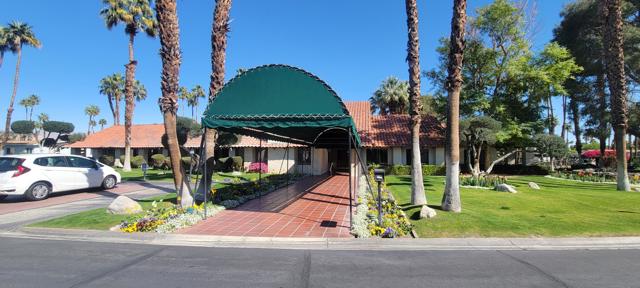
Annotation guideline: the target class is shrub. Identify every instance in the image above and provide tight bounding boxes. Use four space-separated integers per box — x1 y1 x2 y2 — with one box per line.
230 156 243 171
119 155 125 165
163 158 171 170
490 164 550 175
385 164 446 176
42 121 74 134
151 154 166 169
98 155 115 166
422 164 446 176
460 175 508 187
214 157 230 171
248 162 268 173
131 155 145 168
181 156 194 170
11 120 35 134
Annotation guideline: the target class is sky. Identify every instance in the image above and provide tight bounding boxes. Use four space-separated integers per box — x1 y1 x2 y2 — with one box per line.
0 0 573 134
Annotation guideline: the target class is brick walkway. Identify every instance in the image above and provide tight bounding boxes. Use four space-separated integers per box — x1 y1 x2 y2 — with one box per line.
180 175 353 238
0 182 159 215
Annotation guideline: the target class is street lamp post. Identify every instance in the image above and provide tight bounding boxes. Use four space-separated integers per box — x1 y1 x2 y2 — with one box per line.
373 168 385 226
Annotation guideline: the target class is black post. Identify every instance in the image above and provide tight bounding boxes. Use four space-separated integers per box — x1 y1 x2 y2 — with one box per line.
286 142 290 185
377 181 382 225
259 137 262 197
203 129 207 219
348 129 353 229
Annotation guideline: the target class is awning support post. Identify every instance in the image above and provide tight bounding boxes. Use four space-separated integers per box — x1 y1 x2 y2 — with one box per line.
259 136 263 198
203 128 208 219
348 129 353 230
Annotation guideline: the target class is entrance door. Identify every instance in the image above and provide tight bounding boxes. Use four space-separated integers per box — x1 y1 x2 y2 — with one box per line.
328 149 349 173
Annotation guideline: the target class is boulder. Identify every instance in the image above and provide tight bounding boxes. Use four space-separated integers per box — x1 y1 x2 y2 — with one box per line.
495 184 518 193
419 205 437 219
107 196 143 215
528 182 541 190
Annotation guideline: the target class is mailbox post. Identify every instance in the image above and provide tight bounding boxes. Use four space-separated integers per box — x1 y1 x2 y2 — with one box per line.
373 169 385 226
141 163 149 181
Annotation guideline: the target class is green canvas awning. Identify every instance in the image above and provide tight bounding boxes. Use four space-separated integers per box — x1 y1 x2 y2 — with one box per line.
202 65 361 148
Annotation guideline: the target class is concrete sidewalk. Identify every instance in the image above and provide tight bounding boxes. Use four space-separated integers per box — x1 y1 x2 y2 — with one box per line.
5 227 640 251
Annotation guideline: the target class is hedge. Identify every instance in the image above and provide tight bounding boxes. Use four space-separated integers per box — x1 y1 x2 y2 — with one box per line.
151 154 166 169
98 155 115 166
375 164 446 176
489 164 550 175
118 155 146 169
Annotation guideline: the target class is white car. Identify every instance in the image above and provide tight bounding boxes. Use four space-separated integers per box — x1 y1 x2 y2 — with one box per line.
0 154 121 201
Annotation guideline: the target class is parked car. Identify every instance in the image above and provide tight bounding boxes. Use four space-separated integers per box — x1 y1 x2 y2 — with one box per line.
0 154 121 201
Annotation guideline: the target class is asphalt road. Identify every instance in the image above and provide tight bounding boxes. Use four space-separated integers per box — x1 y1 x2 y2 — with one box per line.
1 237 639 288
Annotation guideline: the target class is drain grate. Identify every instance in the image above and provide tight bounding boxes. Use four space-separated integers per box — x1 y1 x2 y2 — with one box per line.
320 220 337 228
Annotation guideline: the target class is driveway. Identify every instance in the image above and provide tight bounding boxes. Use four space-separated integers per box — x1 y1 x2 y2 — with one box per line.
0 181 173 230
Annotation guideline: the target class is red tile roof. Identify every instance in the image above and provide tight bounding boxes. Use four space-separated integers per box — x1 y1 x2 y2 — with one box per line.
68 101 444 149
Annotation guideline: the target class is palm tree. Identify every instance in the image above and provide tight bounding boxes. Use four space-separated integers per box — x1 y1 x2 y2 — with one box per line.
189 85 205 121
133 80 147 102
602 0 631 191
442 0 467 213
100 0 157 172
99 73 124 126
26 94 39 121
1 21 41 150
84 105 100 134
200 0 233 196
19 97 32 120
0 26 11 70
34 112 48 146
155 0 193 208
99 118 107 130
369 77 409 115
405 0 426 206
178 86 189 116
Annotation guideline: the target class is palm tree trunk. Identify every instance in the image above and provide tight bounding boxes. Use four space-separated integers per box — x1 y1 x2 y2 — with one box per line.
442 0 466 213
561 95 567 141
115 93 121 126
597 73 608 168
108 95 116 125
156 0 193 207
1 47 22 150
570 96 582 154
199 0 232 197
548 94 555 135
405 0 426 206
123 33 137 172
602 0 631 191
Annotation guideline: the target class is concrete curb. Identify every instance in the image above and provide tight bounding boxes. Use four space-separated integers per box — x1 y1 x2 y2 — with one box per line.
5 227 640 251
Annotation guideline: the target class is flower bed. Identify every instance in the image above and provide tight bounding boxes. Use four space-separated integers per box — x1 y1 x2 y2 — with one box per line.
119 200 225 233
553 170 640 185
460 175 509 188
215 173 303 208
351 174 413 238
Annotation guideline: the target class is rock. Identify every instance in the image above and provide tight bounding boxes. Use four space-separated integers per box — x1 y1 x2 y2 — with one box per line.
528 182 541 190
107 196 143 215
113 158 124 168
495 184 518 193
419 205 437 219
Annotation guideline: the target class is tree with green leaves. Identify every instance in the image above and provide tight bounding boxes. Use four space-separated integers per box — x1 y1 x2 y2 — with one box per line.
0 25 11 70
442 0 468 213
1 21 41 151
369 77 409 115
100 0 157 172
460 116 502 177
188 85 205 121
99 119 107 130
99 73 124 126
84 105 100 134
18 94 39 121
533 133 568 172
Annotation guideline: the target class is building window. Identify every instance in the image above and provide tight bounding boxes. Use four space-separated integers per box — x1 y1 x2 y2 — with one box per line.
406 149 429 165
254 148 268 163
25 148 33 154
366 149 388 165
296 147 311 165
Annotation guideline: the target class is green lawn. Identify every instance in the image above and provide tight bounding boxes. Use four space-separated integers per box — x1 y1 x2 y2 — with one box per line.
29 194 177 230
117 168 267 187
387 175 640 238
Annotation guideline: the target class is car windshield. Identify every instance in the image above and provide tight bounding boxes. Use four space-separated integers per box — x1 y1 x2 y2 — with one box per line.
0 157 22 172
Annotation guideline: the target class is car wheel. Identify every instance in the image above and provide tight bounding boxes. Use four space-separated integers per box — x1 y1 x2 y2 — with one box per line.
102 175 117 190
26 182 51 201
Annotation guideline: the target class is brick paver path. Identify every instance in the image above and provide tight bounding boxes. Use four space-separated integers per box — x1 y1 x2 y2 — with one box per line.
0 182 156 215
180 175 353 238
